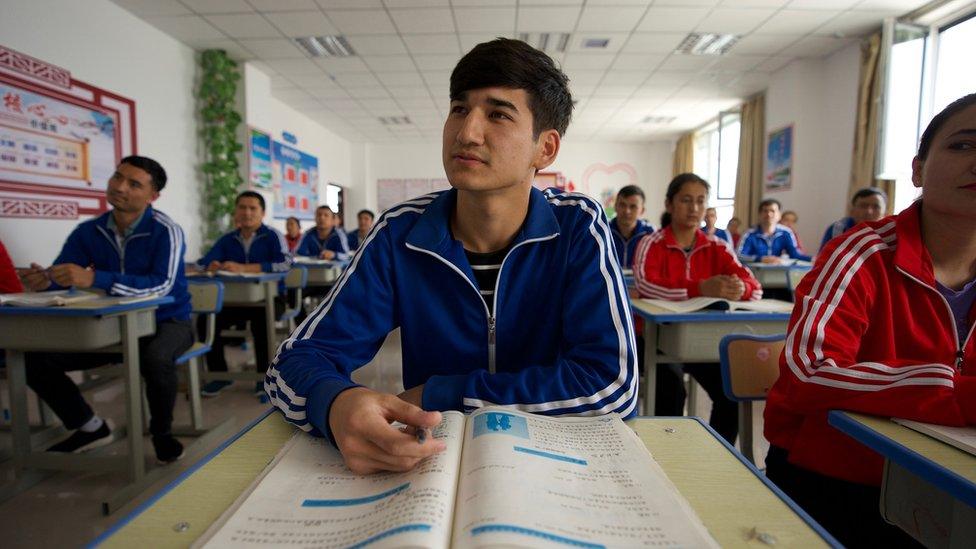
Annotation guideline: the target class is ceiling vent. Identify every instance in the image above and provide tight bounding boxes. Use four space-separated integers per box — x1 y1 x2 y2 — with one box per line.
294 36 356 58
379 116 412 125
641 115 677 125
581 38 611 49
675 33 739 56
518 33 570 53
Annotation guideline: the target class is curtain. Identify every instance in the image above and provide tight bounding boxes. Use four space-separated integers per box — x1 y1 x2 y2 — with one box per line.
672 132 694 177
849 33 896 214
733 93 765 227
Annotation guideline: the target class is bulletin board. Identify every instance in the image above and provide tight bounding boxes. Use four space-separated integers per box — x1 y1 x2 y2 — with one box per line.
765 125 793 192
272 139 318 220
248 127 272 189
0 45 136 219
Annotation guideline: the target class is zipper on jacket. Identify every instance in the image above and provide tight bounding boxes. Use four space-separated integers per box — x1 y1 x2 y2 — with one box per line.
897 267 971 371
488 315 496 374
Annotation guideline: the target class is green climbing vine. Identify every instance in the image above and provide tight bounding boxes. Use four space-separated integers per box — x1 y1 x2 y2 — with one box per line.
199 49 244 246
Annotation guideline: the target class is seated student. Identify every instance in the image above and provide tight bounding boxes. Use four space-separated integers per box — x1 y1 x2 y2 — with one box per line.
763 94 976 547
726 216 743 247
266 38 636 474
0 238 23 294
196 191 292 397
284 216 302 253
19 156 192 462
820 187 887 251
633 173 761 443
736 199 811 264
296 206 351 261
779 210 806 253
609 185 655 269
703 207 732 246
346 209 375 251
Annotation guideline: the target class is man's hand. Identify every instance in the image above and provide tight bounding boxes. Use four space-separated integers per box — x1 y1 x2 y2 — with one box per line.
329 387 445 475
761 255 783 264
48 264 95 288
19 263 51 291
699 275 746 301
320 250 336 260
205 260 222 272
398 384 424 407
219 261 245 273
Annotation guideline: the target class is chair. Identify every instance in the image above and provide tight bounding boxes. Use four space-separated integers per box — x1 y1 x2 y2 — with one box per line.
718 333 786 465
174 279 224 432
787 268 809 301
280 265 308 335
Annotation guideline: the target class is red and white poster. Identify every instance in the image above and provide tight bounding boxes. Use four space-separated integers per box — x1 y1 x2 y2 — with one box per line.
0 45 136 219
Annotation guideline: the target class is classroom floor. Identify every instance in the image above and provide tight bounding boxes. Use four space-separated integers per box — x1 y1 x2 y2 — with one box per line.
0 332 767 547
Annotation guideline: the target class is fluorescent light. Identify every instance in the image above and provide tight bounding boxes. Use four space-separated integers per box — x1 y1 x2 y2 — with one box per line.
378 116 412 126
294 36 356 58
675 33 739 56
518 33 570 53
641 115 676 125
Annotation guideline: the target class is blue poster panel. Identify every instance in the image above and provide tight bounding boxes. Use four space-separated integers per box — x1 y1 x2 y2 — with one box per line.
272 140 318 220
765 125 793 192
248 128 272 189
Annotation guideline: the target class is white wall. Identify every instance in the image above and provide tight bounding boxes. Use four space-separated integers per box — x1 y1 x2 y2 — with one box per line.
0 0 201 264
243 64 359 232
365 139 673 223
763 43 861 252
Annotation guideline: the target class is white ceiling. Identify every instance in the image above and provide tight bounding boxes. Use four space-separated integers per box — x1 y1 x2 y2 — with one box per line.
111 0 930 144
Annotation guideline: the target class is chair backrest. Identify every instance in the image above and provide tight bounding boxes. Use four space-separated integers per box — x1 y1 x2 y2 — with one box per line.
285 265 308 289
719 333 786 402
187 279 224 314
787 268 809 297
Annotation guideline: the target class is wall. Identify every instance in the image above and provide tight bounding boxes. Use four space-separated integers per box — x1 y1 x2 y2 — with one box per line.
0 0 201 264
763 43 861 252
243 64 359 233
366 139 673 223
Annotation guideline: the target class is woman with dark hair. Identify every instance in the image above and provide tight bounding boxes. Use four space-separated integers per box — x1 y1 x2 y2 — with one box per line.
632 173 762 443
284 216 302 253
764 93 976 547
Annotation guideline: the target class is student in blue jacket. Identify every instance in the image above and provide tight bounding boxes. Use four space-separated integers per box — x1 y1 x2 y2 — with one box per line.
267 38 638 475
19 156 192 463
609 185 654 269
820 187 887 251
196 191 292 396
346 209 375 251
296 205 351 260
737 198 812 263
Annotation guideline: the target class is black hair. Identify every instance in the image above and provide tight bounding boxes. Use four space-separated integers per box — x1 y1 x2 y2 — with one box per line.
918 93 976 161
286 216 300 227
450 38 573 137
660 173 710 227
758 198 781 212
119 155 167 192
616 185 645 202
851 187 887 205
316 205 334 214
236 190 265 211
357 209 375 220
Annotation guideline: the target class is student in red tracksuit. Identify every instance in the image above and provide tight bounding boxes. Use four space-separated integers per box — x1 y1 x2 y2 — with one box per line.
633 173 762 443
764 93 976 547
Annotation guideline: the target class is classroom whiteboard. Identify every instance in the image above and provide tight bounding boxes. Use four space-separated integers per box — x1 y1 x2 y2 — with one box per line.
377 177 450 213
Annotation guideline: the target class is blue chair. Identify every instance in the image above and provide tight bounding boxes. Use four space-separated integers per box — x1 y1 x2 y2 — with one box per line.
719 333 786 465
176 279 224 432
280 265 308 335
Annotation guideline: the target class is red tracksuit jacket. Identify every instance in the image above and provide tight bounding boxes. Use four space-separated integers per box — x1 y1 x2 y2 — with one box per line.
632 226 762 301
764 201 976 485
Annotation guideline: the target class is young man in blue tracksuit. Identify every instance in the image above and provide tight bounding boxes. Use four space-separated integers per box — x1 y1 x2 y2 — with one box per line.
266 38 637 475
346 209 375 251
737 198 812 263
609 185 654 269
20 156 192 463
820 187 887 251
196 191 292 396
295 205 351 260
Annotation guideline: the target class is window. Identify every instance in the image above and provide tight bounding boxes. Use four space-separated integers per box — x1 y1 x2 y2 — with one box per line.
693 111 740 228
933 14 976 113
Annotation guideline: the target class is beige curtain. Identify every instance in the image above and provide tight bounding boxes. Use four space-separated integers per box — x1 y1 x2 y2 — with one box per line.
733 93 765 227
849 33 896 214
672 132 695 177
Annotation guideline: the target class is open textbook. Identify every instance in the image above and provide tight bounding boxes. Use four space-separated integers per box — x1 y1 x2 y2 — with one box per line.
641 296 794 314
197 407 719 548
0 290 100 307
893 418 976 457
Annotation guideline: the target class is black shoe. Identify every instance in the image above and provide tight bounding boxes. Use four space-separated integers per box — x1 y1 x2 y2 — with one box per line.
152 434 185 464
48 420 113 453
254 381 265 396
201 380 233 397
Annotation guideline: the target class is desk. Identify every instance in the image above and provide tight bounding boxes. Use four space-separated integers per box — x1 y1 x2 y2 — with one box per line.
747 262 812 290
0 296 172 513
293 258 347 288
829 411 976 546
94 411 839 548
205 272 286 383
631 298 790 415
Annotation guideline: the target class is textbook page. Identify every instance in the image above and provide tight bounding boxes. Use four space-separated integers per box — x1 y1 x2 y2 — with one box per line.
0 290 99 307
200 411 466 548
641 296 727 313
893 418 976 457
450 408 719 548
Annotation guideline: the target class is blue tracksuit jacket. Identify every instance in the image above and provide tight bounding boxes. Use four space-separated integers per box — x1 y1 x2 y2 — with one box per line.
50 206 190 322
197 224 292 273
737 224 812 262
609 218 655 269
266 187 638 440
295 227 351 260
821 216 855 251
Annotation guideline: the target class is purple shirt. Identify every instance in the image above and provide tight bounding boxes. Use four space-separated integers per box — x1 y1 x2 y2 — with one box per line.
937 277 976 346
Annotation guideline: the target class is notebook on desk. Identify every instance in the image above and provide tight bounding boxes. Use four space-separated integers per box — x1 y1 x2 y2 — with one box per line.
0 290 100 307
892 418 976 457
195 407 718 548
641 297 794 314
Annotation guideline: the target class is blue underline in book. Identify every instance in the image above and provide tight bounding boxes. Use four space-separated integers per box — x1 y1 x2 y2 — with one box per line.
513 446 587 465
301 482 409 507
471 524 605 549
347 523 432 549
